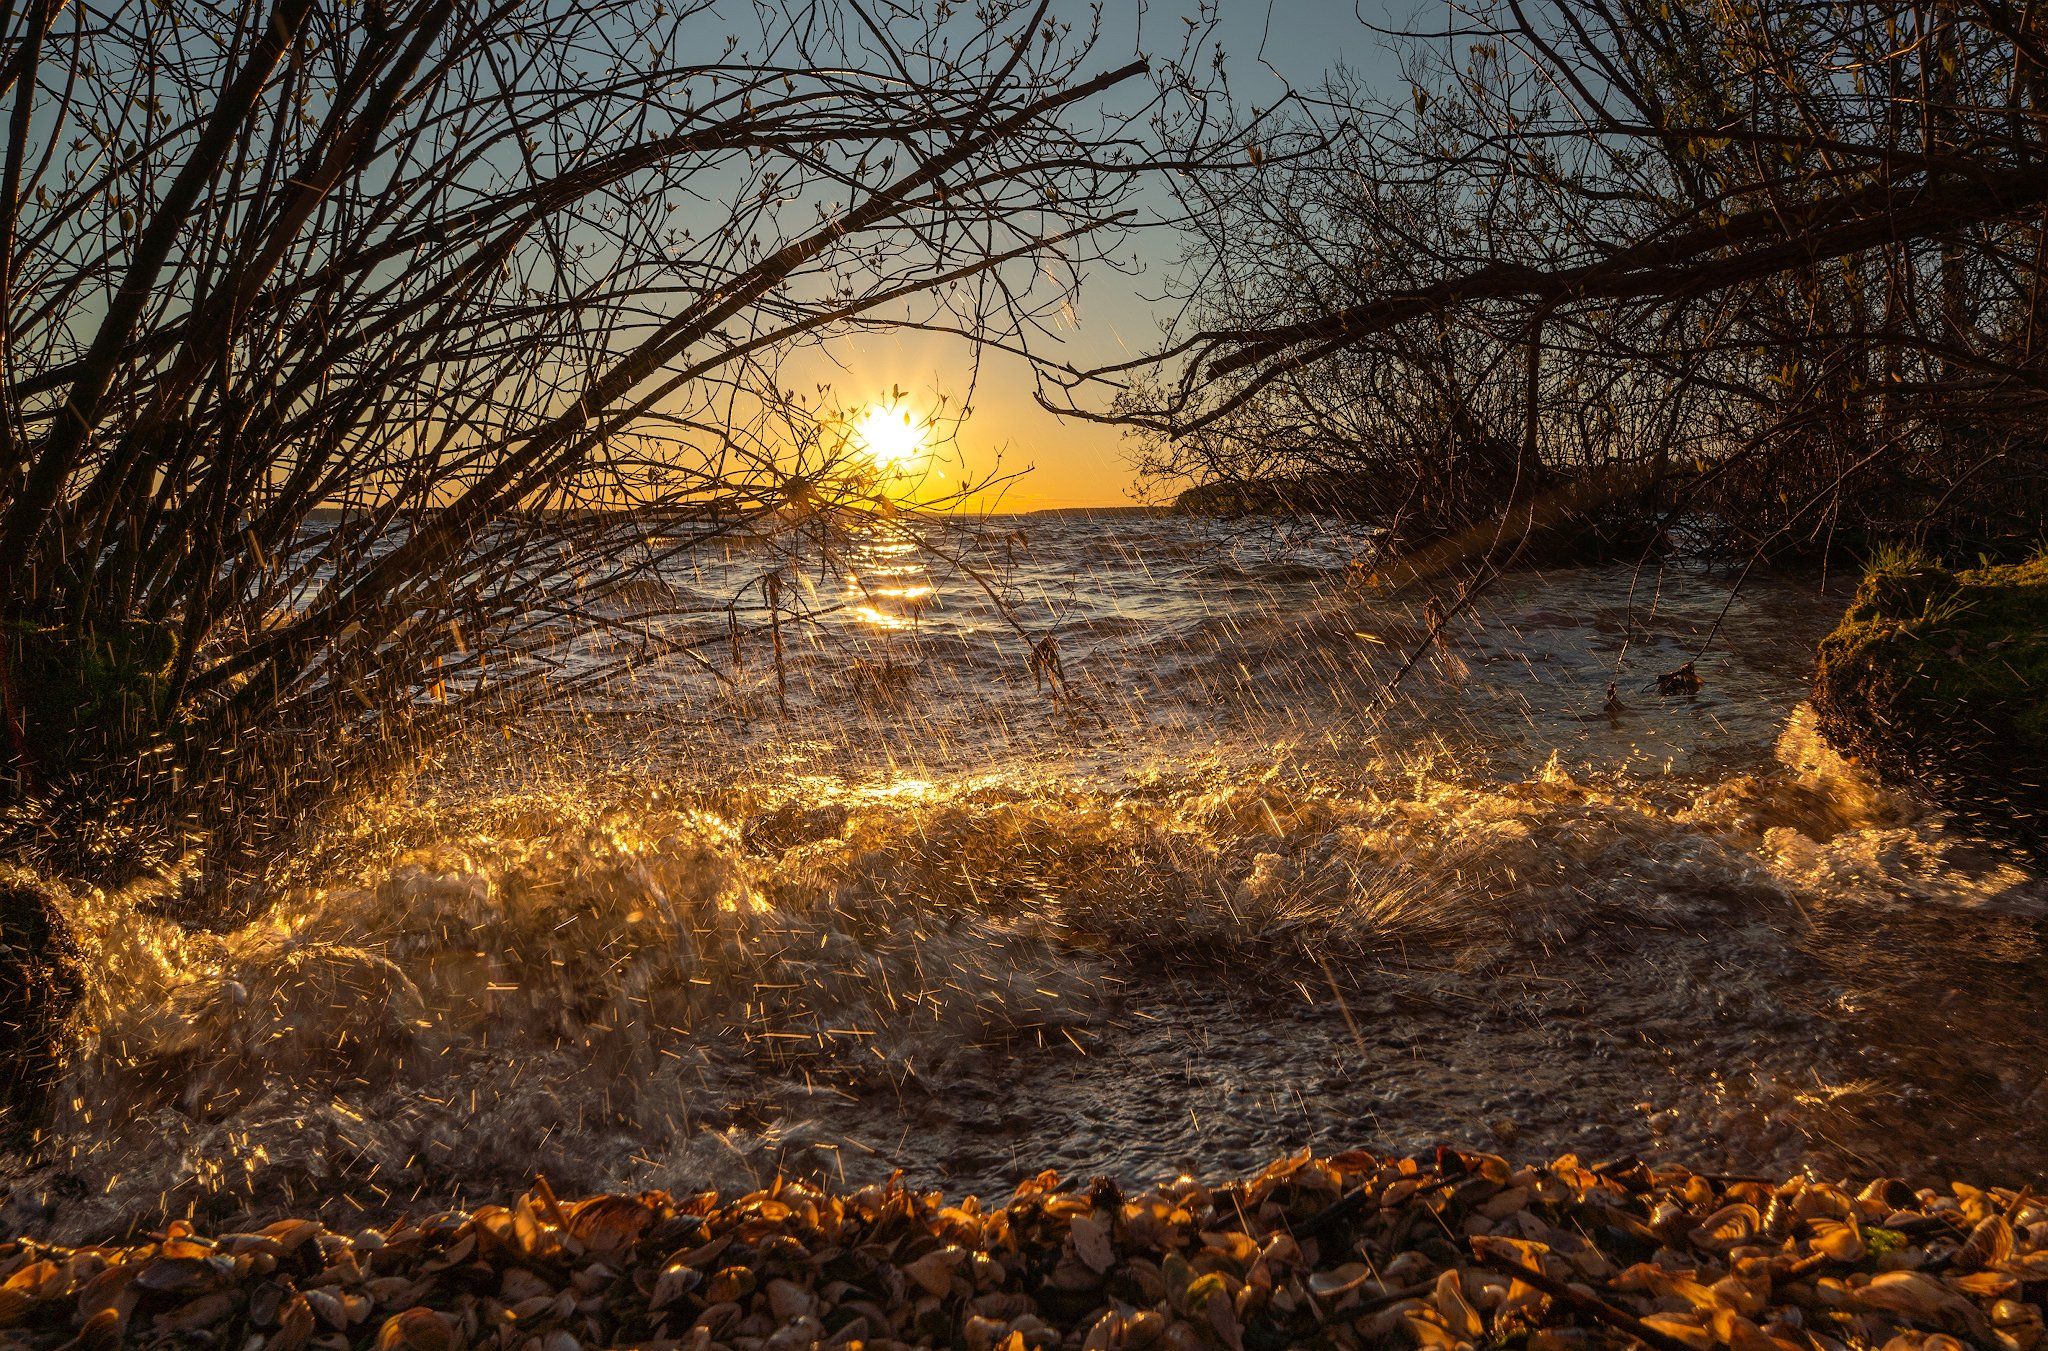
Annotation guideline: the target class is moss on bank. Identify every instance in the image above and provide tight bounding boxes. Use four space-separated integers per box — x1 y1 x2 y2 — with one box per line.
1812 549 2047 848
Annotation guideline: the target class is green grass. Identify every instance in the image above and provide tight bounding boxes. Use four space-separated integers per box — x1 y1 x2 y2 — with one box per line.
1813 550 2047 845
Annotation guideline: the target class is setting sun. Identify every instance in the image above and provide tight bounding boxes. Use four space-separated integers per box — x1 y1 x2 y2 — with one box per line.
851 401 926 470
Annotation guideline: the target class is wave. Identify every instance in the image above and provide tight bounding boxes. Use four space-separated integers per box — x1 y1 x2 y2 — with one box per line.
10 702 2043 1241
1186 560 1344 586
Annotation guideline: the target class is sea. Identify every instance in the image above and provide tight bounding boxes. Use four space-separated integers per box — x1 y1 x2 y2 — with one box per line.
7 509 2045 1238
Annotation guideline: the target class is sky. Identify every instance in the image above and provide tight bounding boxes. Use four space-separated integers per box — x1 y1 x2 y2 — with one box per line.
817 1 1409 511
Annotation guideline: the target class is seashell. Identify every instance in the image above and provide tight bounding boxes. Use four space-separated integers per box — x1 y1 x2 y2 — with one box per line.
1398 1309 1465 1349
1308 1263 1377 1300
249 1281 285 1328
507 1294 556 1320
703 1265 755 1304
160 1236 216 1260
362 1276 417 1305
1079 1310 1125 1351
1467 1273 1511 1313
73 1264 138 1325
261 1220 322 1253
1812 1219 1866 1263
1854 1270 1960 1323
764 1277 815 1322
964 1314 1011 1351
565 1197 653 1257
1710 1273 1767 1317
1959 1217 2017 1272
690 1300 741 1337
0 1153 2038 1351
1706 1306 1770 1351
903 1247 965 1297
498 1267 552 1303
1384 1251 1436 1284
1992 1299 2044 1350
1640 1313 1715 1351
219 1234 288 1260
70 1306 124 1351
1956 1272 2020 1299
1691 1204 1761 1251
1122 1309 1169 1348
375 1307 464 1351
2002 1251 2048 1281
1793 1184 1855 1224
136 1256 223 1294
1202 1289 1244 1351
266 1294 314 1351
509 1196 550 1259
1479 1186 1532 1220
664 1230 734 1271
1067 1215 1114 1274
648 1263 699 1311
5 1259 65 1298
301 1287 353 1331
935 1206 985 1249
1432 1268 1483 1339
416 1213 472 1242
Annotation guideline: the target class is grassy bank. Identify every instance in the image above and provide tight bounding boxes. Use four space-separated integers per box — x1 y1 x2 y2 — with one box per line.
1813 549 2047 849
2 1148 2041 1350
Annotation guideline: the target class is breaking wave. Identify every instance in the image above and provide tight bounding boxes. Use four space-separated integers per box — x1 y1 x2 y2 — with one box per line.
6 518 2043 1239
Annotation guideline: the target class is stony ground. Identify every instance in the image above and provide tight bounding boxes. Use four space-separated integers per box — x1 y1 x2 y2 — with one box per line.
2 1148 2043 1351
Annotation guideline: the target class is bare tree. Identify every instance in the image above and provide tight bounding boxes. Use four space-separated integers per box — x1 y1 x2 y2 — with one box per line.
0 0 1205 880
1061 0 2048 561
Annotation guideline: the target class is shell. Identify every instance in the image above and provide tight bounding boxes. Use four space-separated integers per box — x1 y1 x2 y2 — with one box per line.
0 1152 2039 1351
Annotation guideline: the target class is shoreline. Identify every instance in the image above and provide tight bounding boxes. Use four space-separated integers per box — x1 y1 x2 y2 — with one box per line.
1 1148 2040 1350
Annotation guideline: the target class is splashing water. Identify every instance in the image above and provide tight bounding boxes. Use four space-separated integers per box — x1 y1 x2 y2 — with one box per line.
6 513 2044 1239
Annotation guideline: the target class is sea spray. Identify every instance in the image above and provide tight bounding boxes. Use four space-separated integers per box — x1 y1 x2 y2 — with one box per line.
4 526 2043 1238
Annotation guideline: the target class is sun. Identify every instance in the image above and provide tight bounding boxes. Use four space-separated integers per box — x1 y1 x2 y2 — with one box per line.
851 401 926 470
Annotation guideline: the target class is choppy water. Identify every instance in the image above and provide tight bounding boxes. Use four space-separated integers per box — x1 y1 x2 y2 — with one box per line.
6 511 2045 1239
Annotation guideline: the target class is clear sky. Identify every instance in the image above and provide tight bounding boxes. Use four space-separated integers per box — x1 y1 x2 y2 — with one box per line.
810 1 1409 510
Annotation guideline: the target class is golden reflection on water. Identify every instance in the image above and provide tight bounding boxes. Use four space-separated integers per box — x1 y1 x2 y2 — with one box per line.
850 604 915 631
862 776 936 800
17 535 2048 1237
846 533 937 631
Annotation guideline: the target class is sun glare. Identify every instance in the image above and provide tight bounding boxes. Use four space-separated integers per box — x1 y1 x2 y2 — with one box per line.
851 402 926 470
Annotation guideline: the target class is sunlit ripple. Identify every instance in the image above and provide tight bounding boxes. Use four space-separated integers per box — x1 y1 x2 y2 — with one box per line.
13 515 2048 1238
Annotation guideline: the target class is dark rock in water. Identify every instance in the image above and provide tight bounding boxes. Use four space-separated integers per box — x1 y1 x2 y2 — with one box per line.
0 870 84 1141
1813 551 2047 852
